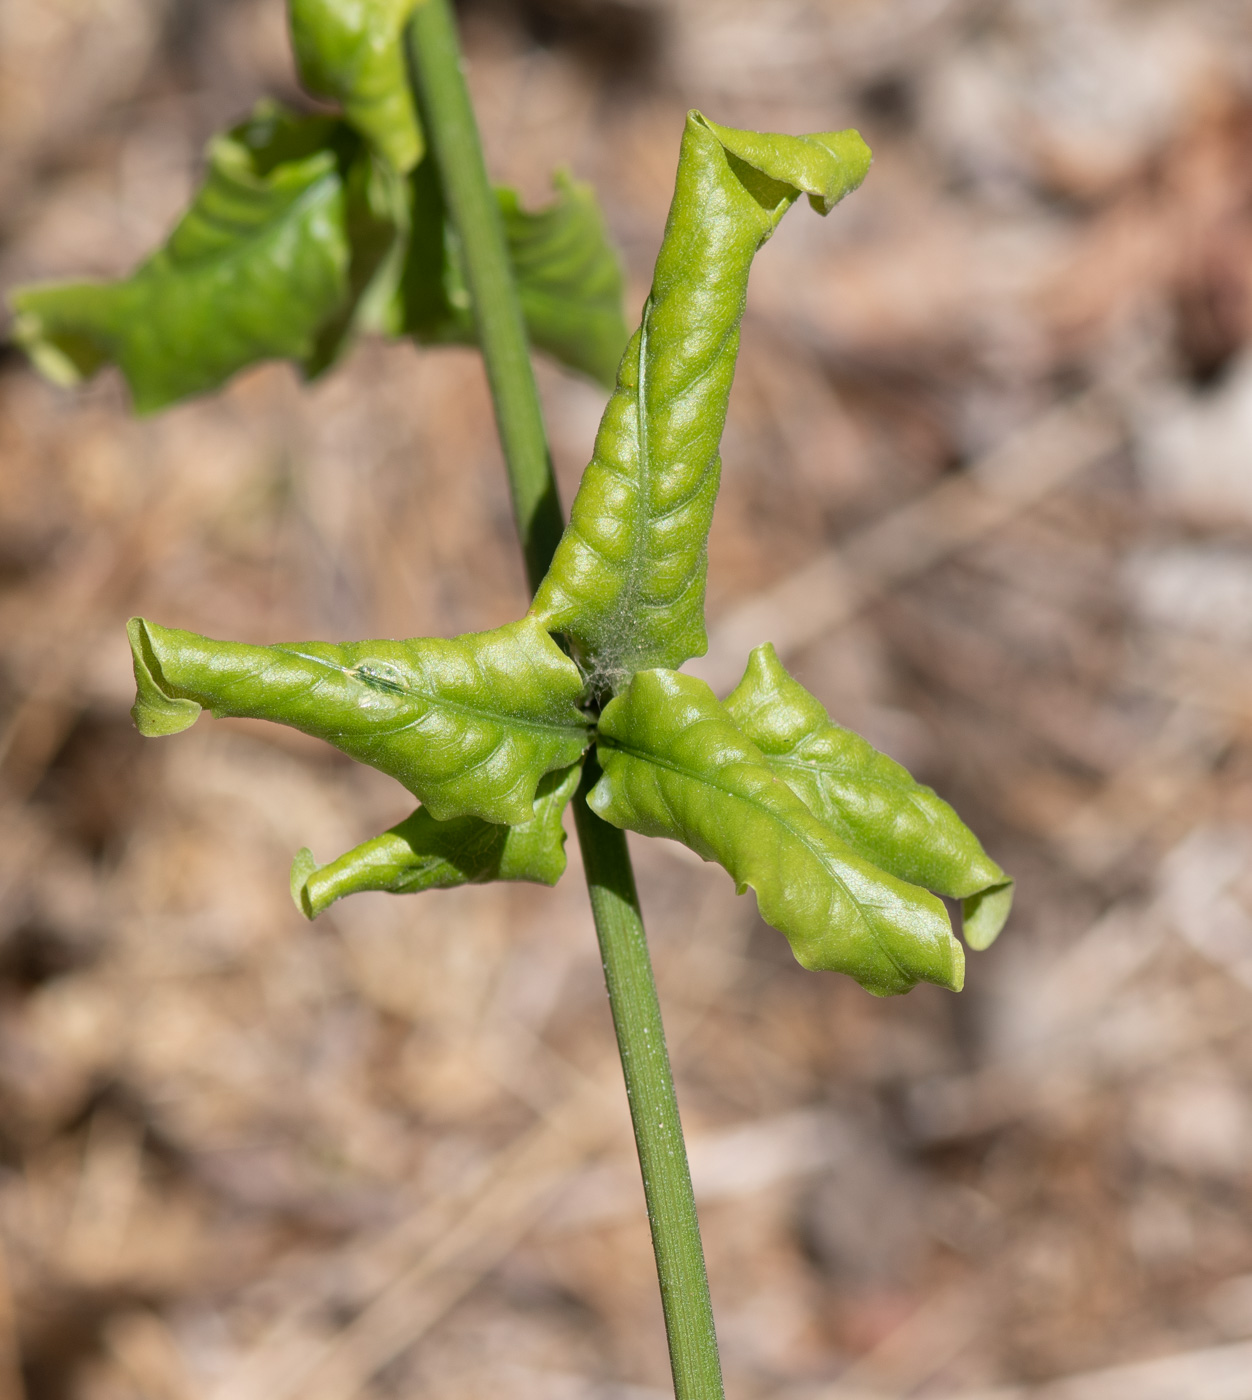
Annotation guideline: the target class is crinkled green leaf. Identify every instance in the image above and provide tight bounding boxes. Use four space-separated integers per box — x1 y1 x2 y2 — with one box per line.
9 106 367 413
11 110 622 410
590 669 962 997
500 170 628 388
289 0 424 172
725 643 1013 950
291 762 580 918
400 162 628 388
128 616 591 825
530 112 871 690
306 140 410 374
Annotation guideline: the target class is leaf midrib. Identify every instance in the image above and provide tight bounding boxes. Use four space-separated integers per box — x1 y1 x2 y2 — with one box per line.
278 646 590 741
614 307 652 654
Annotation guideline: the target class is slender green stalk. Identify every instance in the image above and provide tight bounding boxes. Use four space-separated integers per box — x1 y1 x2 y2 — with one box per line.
574 757 725 1400
405 0 563 595
406 7 725 1396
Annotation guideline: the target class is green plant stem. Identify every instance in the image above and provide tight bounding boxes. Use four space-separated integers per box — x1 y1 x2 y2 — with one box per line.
406 7 725 1397
574 757 725 1400
405 0 563 596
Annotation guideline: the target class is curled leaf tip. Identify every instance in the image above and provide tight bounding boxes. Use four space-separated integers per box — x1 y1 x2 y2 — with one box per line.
691 113 872 216
8 309 95 388
290 847 319 919
128 617 202 737
962 879 1014 951
288 763 580 919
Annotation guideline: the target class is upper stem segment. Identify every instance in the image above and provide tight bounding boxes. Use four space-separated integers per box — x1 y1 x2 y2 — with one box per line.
405 0 564 595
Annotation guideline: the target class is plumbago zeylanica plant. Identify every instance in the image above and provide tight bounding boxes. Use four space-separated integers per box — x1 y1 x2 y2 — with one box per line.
9 1 1012 1394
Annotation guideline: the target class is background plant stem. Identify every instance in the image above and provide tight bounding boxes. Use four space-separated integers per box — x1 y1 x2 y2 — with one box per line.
405 0 563 596
407 6 725 1396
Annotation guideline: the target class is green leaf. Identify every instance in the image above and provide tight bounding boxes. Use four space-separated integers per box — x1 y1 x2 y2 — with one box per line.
289 0 424 173
128 615 591 825
400 163 628 388
724 644 1013 950
9 106 359 413
306 141 410 374
11 112 621 410
530 113 871 690
590 669 962 997
291 762 580 918
501 170 629 388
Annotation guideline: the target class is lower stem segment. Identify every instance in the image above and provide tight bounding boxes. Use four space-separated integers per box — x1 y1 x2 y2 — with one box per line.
574 758 725 1400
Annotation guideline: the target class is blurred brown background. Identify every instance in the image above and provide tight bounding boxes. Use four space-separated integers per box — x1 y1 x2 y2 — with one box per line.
3 1 1252 1396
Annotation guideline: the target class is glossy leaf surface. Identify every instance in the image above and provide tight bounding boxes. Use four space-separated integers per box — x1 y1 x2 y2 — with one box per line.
289 0 424 172
129 616 590 825
725 644 1013 949
291 763 580 918
531 112 871 689
591 669 962 996
10 107 356 413
401 163 628 387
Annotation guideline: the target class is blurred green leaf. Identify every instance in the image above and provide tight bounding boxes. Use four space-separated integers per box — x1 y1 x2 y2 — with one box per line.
10 117 622 409
530 113 871 691
9 106 367 413
590 668 962 997
289 0 424 172
306 141 410 374
725 643 1013 950
501 170 628 388
291 762 580 918
129 615 591 825
401 162 628 387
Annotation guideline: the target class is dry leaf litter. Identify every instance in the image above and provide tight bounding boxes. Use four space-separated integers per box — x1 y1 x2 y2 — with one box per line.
3 1 1252 1396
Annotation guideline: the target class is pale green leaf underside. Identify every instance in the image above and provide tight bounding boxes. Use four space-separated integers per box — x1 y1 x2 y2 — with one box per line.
530 111 872 688
289 0 424 172
401 164 628 388
591 669 962 997
725 643 1013 950
292 762 580 918
128 615 590 826
10 107 354 414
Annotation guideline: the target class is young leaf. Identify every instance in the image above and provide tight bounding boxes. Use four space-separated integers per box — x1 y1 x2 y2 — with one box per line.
501 171 629 389
400 163 628 388
289 0 424 172
291 762 580 918
590 669 962 997
9 106 358 412
530 113 872 690
128 616 591 826
306 143 410 375
725 644 1013 950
